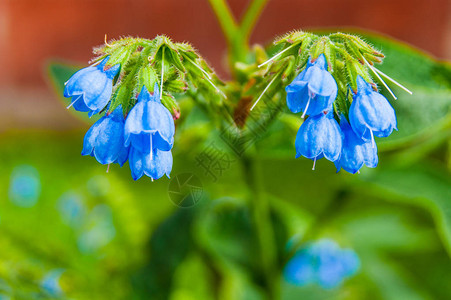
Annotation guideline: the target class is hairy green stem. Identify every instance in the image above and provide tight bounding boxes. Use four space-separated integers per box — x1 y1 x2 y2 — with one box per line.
207 0 239 46
241 154 279 300
240 0 269 41
207 0 269 75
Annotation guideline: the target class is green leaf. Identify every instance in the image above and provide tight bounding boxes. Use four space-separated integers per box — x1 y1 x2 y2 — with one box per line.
132 208 198 299
358 163 451 257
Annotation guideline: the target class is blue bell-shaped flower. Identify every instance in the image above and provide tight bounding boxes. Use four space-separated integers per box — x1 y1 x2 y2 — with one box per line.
311 239 360 289
64 56 120 116
81 106 129 165
284 239 360 289
129 147 173 181
285 54 338 117
295 111 342 168
124 84 175 153
335 116 378 174
349 76 397 142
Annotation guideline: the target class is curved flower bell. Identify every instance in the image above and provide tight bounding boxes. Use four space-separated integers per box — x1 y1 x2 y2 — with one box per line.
295 111 342 169
124 84 175 153
349 76 397 142
64 56 120 116
285 54 337 118
335 116 378 174
129 147 173 181
81 106 129 165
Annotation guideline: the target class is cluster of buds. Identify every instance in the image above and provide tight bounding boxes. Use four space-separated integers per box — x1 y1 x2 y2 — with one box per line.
254 31 411 173
64 36 224 180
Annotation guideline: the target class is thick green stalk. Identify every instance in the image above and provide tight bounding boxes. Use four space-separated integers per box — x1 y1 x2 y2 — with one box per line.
239 0 269 41
207 0 238 42
207 0 269 74
241 154 279 300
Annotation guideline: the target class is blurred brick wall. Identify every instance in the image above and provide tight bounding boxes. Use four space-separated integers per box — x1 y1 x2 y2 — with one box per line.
0 0 449 129
1 0 450 86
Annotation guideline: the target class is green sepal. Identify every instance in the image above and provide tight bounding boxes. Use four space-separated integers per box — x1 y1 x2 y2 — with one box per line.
150 36 186 72
137 64 158 93
108 82 135 115
161 93 180 119
344 57 372 92
298 35 315 57
310 36 335 72
274 30 309 45
281 56 296 83
166 78 188 94
107 46 132 69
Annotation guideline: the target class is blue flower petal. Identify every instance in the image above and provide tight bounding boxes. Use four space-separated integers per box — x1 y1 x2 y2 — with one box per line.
63 56 119 114
305 67 337 97
129 148 144 181
124 86 175 154
295 113 342 162
285 54 337 117
82 106 126 165
349 75 397 141
142 148 173 179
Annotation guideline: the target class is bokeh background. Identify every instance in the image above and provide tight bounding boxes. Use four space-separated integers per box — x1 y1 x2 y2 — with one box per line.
1 0 451 299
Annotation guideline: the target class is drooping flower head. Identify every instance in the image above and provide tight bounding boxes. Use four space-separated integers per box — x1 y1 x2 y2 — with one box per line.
124 83 175 180
335 116 378 174
64 56 120 116
349 75 397 142
82 106 129 166
124 84 175 153
295 111 342 168
284 239 360 289
285 54 338 118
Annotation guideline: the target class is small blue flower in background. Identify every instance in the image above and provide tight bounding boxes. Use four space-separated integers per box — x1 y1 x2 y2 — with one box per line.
77 205 116 254
125 84 175 180
64 56 120 116
349 75 397 142
335 116 378 174
284 239 360 289
82 105 129 166
295 112 342 169
58 192 86 228
286 54 337 118
9 165 41 207
40 269 64 296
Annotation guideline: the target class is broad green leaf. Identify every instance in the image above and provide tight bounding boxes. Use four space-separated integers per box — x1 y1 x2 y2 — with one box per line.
358 163 451 257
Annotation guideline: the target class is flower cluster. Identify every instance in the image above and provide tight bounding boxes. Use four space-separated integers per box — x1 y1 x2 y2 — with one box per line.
286 54 397 173
284 239 360 289
64 56 175 180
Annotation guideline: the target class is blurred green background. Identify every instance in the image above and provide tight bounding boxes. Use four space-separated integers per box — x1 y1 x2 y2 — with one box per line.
2 0 451 299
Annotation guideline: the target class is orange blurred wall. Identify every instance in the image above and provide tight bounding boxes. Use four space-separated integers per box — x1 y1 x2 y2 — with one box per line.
0 0 449 129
